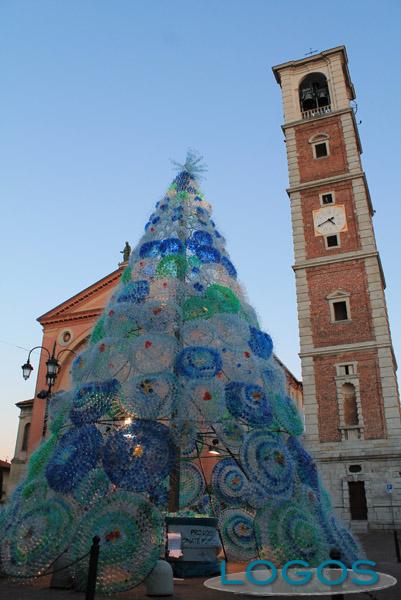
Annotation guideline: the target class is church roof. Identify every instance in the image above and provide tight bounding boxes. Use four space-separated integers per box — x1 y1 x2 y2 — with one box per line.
37 265 125 326
15 398 34 409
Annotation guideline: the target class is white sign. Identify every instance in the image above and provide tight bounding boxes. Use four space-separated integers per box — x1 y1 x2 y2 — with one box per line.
386 483 393 494
167 532 183 558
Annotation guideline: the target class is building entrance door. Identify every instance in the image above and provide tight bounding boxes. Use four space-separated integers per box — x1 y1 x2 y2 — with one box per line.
348 481 368 520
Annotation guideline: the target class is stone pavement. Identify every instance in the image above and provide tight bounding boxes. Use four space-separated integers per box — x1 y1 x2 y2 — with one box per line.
1 532 400 600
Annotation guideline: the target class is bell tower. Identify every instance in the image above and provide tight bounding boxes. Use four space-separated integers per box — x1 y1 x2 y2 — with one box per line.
273 46 401 529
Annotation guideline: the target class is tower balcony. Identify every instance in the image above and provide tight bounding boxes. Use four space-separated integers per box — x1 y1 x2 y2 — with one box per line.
301 104 332 120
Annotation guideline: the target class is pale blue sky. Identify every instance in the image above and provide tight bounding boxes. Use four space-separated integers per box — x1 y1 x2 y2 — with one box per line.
1 0 400 459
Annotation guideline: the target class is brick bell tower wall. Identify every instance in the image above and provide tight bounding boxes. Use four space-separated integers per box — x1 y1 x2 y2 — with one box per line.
273 46 401 530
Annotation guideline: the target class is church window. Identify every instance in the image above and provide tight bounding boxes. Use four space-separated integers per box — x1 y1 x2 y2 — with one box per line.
59 329 73 346
309 133 330 159
333 300 349 321
327 290 351 323
339 363 355 376
325 234 339 248
21 422 31 452
342 383 359 426
314 141 329 158
321 192 334 205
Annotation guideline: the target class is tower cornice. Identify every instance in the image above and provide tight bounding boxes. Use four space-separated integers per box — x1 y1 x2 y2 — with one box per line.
299 339 397 369
281 107 353 130
272 45 355 100
287 171 373 216
293 248 379 271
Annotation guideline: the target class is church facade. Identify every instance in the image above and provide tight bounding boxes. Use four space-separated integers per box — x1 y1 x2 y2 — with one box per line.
7 261 127 495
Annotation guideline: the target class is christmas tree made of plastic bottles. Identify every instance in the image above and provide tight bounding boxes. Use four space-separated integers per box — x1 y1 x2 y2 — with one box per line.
0 154 361 593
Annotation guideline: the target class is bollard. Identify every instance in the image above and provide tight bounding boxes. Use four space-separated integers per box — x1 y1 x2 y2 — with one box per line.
145 560 174 596
85 535 100 600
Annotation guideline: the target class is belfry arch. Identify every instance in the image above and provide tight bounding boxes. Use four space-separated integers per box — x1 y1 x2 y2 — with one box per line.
299 72 331 113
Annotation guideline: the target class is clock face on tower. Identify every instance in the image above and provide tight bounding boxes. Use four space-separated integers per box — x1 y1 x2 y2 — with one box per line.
313 204 347 236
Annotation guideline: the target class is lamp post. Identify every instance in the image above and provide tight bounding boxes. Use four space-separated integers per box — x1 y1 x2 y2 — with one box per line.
21 342 76 437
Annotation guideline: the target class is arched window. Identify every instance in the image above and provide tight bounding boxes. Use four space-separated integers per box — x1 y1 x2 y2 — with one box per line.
21 422 31 451
299 72 331 113
342 383 358 426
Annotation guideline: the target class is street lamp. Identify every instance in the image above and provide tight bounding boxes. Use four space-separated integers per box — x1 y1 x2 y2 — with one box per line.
21 342 76 395
21 342 76 436
21 361 34 381
45 355 59 387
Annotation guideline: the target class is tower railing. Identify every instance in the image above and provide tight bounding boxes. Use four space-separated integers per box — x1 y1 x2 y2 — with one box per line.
301 104 332 120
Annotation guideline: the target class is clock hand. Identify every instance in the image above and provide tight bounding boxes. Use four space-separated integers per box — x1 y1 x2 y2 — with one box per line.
317 217 336 228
